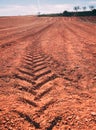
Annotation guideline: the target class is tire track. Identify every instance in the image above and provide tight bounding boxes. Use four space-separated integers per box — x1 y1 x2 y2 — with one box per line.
34 87 52 101
13 43 61 129
16 85 36 96
13 110 40 129
0 18 61 129
46 116 62 130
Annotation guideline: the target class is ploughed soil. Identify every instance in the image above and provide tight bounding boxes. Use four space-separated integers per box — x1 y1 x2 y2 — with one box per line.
0 16 96 130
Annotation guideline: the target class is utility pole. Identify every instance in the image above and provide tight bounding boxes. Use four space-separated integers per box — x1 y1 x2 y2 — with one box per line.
37 0 40 15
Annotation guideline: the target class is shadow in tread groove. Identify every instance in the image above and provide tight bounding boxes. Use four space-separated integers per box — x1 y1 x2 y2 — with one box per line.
18 69 34 77
33 62 45 68
33 59 46 64
46 116 62 130
32 56 43 61
33 56 49 63
18 85 36 95
33 74 58 90
34 87 52 100
34 70 51 80
23 65 33 71
24 58 33 63
33 66 47 73
14 74 35 85
26 55 33 59
14 111 40 129
38 100 55 113
33 100 55 119
19 97 38 107
23 61 33 67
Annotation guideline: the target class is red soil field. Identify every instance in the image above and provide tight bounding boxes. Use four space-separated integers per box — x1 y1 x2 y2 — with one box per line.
0 16 96 130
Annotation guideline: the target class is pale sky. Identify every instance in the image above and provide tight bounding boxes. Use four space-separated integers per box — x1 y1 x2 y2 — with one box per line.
0 0 96 16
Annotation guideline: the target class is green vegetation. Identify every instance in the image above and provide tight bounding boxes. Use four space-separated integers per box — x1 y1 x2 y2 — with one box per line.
38 6 96 17
63 9 96 17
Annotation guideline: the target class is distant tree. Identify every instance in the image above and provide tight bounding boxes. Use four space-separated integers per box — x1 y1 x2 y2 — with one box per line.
92 9 96 15
89 5 94 11
73 6 80 16
82 6 87 11
63 10 72 16
92 9 96 12
74 6 77 12
63 10 68 14
74 6 80 12
63 10 68 15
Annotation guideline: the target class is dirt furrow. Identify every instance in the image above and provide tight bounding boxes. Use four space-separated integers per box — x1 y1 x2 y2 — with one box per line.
0 16 96 130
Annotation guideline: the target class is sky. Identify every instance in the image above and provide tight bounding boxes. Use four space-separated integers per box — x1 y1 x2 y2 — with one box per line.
0 0 96 16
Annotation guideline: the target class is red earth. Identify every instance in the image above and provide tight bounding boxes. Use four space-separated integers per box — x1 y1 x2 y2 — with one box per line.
0 16 96 130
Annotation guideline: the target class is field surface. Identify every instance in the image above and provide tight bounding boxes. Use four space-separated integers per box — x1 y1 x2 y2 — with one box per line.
0 16 96 130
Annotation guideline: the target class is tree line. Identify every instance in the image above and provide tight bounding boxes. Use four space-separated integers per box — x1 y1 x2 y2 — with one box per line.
39 5 96 17
73 5 95 12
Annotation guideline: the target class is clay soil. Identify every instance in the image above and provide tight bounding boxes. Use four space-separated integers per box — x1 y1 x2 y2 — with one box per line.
0 16 96 130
